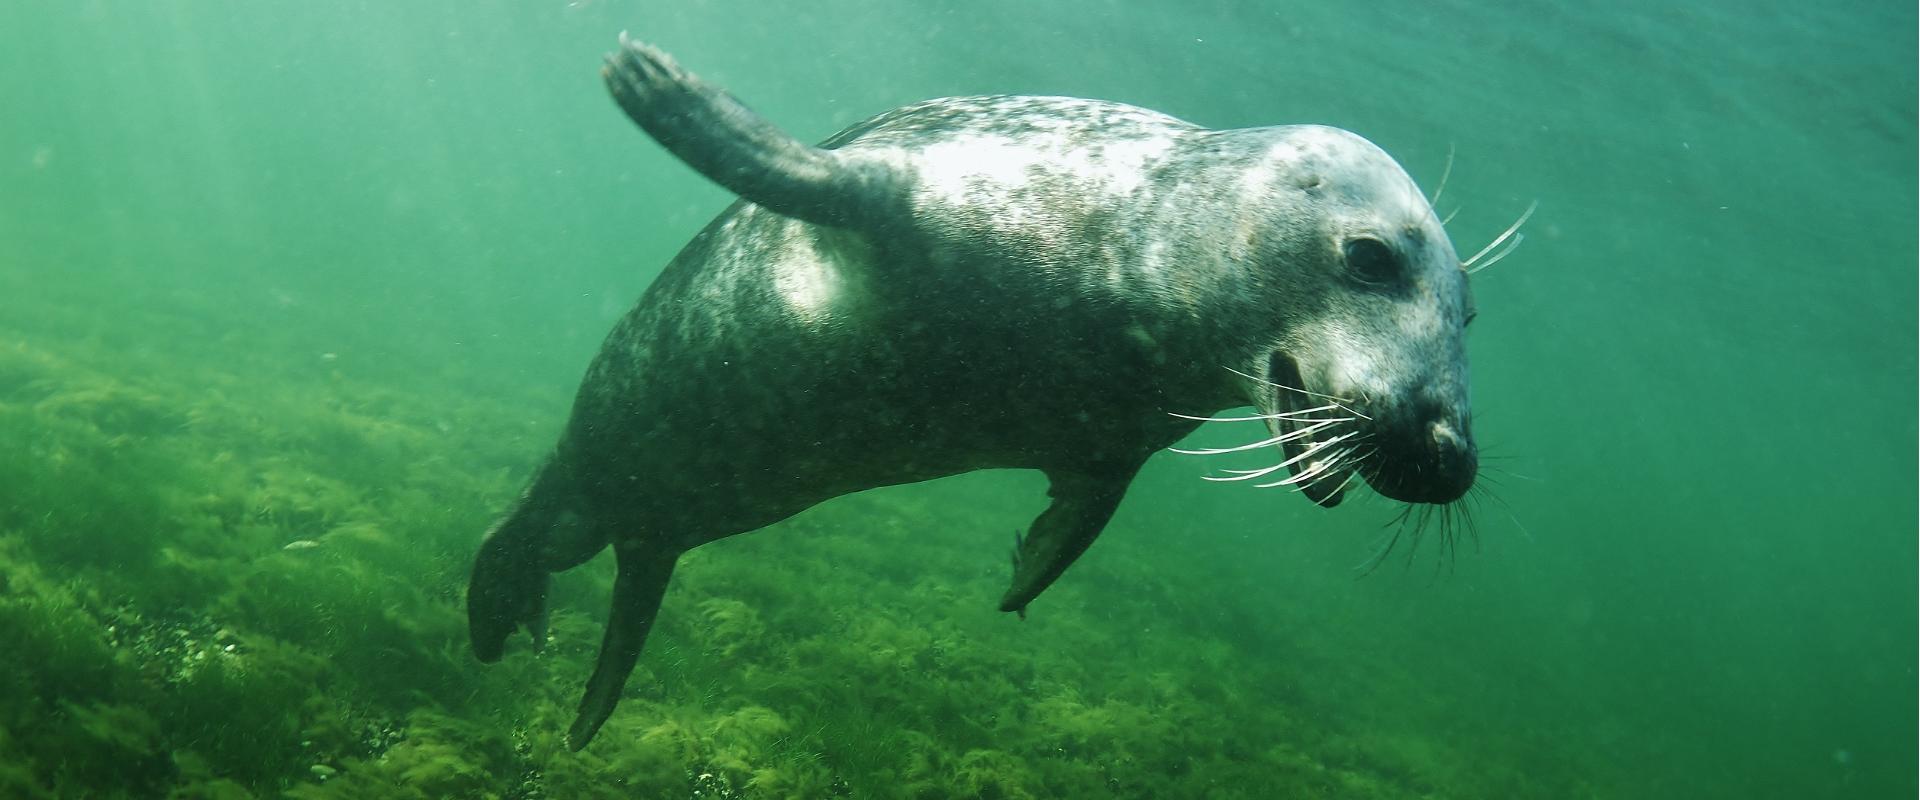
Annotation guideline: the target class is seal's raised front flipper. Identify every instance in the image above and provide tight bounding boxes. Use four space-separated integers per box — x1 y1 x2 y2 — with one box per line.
601 34 899 229
999 467 1142 618
567 540 677 750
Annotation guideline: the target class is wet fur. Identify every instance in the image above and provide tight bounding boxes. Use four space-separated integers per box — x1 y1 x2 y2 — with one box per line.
469 37 1477 749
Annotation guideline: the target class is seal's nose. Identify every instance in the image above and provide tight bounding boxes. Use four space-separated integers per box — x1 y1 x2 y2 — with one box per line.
1423 419 1477 501
1361 411 1477 504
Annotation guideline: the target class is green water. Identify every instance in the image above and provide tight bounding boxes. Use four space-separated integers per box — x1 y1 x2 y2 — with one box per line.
0 1 1912 797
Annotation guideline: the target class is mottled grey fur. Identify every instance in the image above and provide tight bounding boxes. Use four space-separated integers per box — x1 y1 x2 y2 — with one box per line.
469 35 1477 749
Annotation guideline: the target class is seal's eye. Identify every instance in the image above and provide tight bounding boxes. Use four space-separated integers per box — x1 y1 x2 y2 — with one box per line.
1343 237 1402 287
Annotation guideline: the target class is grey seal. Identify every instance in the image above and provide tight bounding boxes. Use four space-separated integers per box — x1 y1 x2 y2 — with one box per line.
469 34 1479 749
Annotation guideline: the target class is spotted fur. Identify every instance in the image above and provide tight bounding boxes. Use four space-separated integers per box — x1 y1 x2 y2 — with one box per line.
470 37 1477 750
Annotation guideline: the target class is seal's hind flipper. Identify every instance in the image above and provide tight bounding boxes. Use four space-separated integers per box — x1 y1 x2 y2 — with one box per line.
567 541 678 751
601 33 898 228
469 459 608 661
469 505 556 662
998 468 1141 617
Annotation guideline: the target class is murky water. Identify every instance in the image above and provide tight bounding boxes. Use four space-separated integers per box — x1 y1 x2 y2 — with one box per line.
1 1 1912 797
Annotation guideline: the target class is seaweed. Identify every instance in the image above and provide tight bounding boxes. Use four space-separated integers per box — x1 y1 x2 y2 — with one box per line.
0 287 1583 800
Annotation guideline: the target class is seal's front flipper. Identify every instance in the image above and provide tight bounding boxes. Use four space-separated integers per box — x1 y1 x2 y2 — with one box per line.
567 541 678 751
601 33 897 228
999 467 1142 617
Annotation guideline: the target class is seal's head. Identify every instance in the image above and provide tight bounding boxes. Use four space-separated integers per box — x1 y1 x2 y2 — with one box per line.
1205 125 1477 509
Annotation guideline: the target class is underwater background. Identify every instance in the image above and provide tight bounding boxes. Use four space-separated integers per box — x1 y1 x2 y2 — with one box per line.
0 0 1913 798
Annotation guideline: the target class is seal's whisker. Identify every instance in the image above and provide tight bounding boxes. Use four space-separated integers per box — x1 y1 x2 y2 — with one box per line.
1465 477 1507 508
1440 504 1460 567
1355 504 1417 575
1428 143 1456 207
1437 502 1474 571
1202 462 1292 482
1314 462 1364 497
1464 232 1525 276
1290 447 1354 493
1248 433 1362 488
1457 498 1481 553
1204 437 1357 483
1223 366 1355 405
1268 417 1353 426
1168 404 1347 423
1352 496 1473 576
1200 431 1358 484
1252 463 1337 488
1331 403 1371 422
1204 441 1353 482
1296 444 1374 496
1478 463 1541 482
1502 507 1535 543
1406 504 1435 564
1221 366 1374 421
1172 420 1344 456
1461 200 1538 270
1441 207 1461 226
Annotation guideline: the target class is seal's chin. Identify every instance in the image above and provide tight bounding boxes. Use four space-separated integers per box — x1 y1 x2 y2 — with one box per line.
1265 353 1355 509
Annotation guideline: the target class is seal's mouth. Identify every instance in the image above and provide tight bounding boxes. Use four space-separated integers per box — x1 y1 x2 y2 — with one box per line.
1263 352 1359 509
1184 352 1473 509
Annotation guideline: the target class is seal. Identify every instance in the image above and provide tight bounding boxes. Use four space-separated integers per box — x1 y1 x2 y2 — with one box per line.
469 33 1479 749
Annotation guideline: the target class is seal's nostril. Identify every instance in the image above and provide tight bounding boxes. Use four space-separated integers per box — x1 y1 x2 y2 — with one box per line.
1427 420 1476 493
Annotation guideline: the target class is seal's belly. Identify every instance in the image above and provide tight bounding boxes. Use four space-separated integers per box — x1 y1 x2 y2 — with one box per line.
575 310 1107 494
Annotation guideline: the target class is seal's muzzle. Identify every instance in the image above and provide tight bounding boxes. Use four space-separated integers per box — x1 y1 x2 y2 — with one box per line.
1364 398 1476 504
